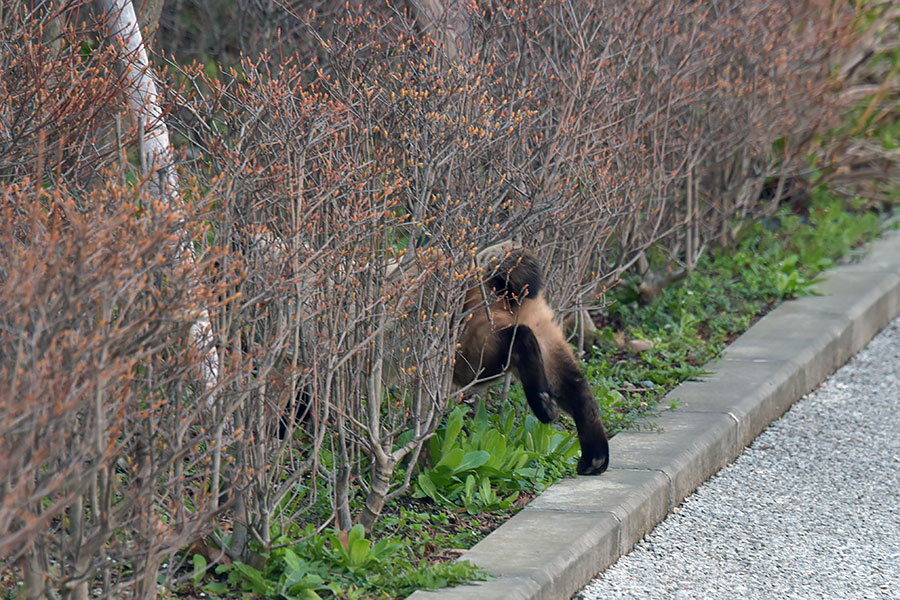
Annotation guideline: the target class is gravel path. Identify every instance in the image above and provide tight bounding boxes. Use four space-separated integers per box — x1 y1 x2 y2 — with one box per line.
575 315 900 600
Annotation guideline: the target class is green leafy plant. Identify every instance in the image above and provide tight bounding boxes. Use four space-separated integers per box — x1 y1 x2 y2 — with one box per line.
185 553 231 596
774 251 825 298
414 399 578 512
217 522 488 599
321 525 403 575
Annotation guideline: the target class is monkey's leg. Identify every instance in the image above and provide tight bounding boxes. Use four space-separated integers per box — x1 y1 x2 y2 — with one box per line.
494 325 558 423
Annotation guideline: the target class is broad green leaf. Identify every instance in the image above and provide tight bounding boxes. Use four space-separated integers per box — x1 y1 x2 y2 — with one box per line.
479 476 493 502
476 465 510 479
348 536 371 567
231 561 273 595
347 524 365 545
511 451 529 471
453 450 490 473
441 408 465 458
464 473 476 498
202 582 228 594
282 547 301 573
371 539 402 561
475 398 488 430
191 553 207 585
502 406 515 433
436 447 465 470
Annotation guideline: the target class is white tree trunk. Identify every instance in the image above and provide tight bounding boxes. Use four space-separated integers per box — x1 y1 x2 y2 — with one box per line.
98 0 218 399
98 0 175 199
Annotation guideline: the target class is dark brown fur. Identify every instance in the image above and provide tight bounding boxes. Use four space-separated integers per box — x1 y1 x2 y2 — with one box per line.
453 249 609 475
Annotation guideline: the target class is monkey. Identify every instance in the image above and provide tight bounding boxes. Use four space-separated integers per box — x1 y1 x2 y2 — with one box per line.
453 243 609 476
269 239 609 475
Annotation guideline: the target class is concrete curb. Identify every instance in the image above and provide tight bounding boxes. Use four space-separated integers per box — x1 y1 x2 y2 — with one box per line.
407 227 900 600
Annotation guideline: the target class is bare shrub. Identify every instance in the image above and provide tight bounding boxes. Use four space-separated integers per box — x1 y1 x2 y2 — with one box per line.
0 181 230 598
3 0 888 597
166 0 862 552
1 8 229 598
